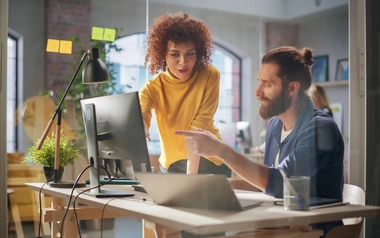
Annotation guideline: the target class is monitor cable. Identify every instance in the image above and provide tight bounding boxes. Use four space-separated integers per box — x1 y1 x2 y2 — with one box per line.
36 175 54 238
59 165 91 238
72 165 117 238
100 197 117 238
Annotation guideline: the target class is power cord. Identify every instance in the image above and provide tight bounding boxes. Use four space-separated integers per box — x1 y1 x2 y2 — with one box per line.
72 165 117 238
36 175 54 238
100 197 117 238
58 165 91 238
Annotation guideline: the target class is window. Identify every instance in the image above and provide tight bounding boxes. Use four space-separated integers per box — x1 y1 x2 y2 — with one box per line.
108 33 241 154
7 35 18 152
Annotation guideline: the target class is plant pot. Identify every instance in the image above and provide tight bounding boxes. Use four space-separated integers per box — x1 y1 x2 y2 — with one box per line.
43 166 64 181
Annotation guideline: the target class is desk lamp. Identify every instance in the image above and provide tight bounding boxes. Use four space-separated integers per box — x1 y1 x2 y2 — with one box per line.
37 47 109 188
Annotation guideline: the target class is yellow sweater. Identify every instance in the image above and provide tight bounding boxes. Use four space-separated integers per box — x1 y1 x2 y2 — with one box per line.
139 65 223 169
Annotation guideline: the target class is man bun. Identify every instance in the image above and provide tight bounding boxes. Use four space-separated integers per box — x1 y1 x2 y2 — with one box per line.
302 47 314 66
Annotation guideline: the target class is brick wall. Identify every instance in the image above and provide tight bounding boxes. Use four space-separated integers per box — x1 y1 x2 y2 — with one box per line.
45 0 92 180
265 22 299 53
45 0 91 92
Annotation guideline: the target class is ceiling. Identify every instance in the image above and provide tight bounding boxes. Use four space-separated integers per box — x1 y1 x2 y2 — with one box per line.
147 0 348 20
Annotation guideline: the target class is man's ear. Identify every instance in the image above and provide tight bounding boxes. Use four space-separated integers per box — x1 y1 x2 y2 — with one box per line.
288 82 300 96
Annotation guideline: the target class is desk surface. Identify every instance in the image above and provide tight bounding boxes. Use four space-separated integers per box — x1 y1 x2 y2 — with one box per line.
26 183 380 235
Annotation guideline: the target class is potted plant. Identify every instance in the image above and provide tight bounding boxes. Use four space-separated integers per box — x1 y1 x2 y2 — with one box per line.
22 131 79 181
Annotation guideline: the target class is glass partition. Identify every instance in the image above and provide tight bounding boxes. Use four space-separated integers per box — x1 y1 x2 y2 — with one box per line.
5 0 350 236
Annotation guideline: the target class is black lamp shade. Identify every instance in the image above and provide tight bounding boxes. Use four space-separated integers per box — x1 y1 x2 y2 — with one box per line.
82 48 110 84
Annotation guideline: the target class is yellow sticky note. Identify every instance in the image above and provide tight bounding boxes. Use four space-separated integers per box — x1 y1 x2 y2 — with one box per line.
103 28 116 42
92 27 104 40
46 39 60 52
59 40 72 54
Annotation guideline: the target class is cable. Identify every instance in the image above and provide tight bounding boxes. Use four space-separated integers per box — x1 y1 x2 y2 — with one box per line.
36 175 54 238
72 165 117 238
100 197 117 238
59 165 91 238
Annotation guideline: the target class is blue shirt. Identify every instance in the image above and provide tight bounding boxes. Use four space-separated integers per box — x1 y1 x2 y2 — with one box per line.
263 101 344 235
264 101 344 198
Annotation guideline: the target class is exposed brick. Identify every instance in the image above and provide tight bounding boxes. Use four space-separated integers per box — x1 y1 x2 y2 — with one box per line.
45 0 91 92
265 22 299 53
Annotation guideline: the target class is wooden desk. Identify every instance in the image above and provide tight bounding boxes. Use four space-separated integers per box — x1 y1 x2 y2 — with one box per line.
26 183 380 238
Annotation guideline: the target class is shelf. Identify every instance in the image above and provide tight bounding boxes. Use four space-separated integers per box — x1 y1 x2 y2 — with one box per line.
315 80 349 88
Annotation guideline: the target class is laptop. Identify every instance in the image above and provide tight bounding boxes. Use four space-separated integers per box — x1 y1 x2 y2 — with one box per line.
135 173 262 211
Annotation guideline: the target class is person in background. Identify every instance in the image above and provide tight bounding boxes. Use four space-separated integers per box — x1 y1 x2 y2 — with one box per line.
176 46 344 237
308 84 334 118
139 12 231 177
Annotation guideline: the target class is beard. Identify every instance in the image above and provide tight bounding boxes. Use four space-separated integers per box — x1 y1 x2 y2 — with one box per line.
259 89 292 120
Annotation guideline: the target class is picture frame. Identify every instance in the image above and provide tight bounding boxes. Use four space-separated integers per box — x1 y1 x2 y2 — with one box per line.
335 58 349 81
311 55 329 83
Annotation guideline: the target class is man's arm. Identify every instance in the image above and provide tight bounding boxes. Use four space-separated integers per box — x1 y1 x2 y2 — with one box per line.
175 127 270 190
228 177 262 192
219 144 269 191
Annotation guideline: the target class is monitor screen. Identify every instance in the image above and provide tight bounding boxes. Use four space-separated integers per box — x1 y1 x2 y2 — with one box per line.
236 121 252 154
80 92 151 197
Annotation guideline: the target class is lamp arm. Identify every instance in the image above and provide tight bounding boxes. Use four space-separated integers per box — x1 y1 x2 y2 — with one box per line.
36 50 90 150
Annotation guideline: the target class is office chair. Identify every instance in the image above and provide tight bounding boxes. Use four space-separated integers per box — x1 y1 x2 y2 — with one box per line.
325 184 367 238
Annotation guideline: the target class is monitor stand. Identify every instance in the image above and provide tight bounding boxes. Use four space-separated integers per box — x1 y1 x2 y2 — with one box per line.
81 103 135 198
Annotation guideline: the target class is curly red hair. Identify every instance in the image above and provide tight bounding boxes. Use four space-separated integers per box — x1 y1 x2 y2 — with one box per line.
145 12 214 75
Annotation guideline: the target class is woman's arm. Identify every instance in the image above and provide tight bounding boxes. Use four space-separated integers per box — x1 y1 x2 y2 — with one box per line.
139 86 154 141
187 67 221 173
190 67 220 129
187 152 200 174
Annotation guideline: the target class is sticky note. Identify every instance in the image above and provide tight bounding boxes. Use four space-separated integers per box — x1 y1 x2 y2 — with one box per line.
103 28 116 42
46 39 60 52
92 27 104 40
59 40 72 54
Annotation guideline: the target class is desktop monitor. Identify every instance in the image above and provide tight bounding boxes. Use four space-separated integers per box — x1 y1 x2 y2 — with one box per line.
236 121 252 154
80 92 151 197
217 123 237 149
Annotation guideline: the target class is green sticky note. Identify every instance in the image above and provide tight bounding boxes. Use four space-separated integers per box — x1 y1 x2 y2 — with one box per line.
59 40 72 54
103 28 116 42
46 39 60 52
92 27 104 40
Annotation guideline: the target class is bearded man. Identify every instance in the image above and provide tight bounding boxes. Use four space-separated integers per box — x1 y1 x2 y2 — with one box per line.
175 46 345 236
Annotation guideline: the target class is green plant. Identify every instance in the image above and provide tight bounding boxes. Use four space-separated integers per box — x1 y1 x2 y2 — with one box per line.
22 131 79 167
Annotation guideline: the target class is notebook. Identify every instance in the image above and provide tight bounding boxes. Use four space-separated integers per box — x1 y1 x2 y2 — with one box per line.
274 197 349 209
135 173 262 211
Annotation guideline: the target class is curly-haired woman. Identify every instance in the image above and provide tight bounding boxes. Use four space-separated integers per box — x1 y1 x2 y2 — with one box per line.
139 12 231 176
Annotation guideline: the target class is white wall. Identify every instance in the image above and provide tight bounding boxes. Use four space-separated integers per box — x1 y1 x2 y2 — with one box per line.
8 0 45 101
8 0 45 151
285 0 348 19
145 0 348 20
348 0 366 189
298 6 349 136
144 0 286 19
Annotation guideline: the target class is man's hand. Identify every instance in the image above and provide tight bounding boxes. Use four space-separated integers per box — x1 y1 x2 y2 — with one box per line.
175 127 223 157
143 121 151 142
